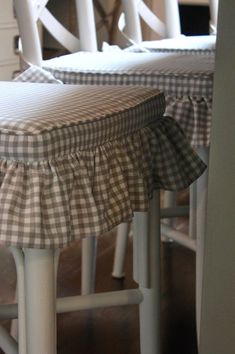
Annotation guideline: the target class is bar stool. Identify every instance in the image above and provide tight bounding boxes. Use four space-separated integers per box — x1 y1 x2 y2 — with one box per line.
0 71 205 353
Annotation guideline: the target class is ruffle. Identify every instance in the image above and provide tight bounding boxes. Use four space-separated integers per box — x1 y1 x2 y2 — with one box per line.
0 117 206 249
165 95 212 147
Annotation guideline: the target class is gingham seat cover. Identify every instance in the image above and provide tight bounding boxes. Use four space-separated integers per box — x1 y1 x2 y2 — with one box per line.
43 51 215 148
0 80 205 249
124 35 216 54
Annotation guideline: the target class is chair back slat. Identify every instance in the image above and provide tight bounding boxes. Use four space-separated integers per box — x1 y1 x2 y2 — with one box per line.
40 8 80 53
120 0 219 45
14 0 98 66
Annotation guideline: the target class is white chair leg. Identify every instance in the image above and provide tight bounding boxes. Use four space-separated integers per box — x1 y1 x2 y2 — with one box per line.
0 325 18 354
24 249 56 354
195 147 209 343
112 222 129 278
134 190 161 354
161 190 177 242
10 248 26 354
81 236 97 295
163 190 177 228
189 181 197 239
10 292 18 342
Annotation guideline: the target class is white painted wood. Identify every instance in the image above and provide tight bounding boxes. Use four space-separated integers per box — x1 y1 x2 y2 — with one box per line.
75 0 97 51
122 0 143 43
112 222 130 278
200 1 235 353
209 0 219 31
164 0 181 37
133 211 149 288
194 147 209 341
138 191 161 354
161 224 197 251
10 248 27 354
24 249 56 354
57 289 143 313
14 0 42 66
0 325 18 354
81 236 97 295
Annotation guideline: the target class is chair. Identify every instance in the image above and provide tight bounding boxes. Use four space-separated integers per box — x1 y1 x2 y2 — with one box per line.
113 4 216 339
119 0 218 53
14 0 213 339
15 0 99 296
0 67 206 354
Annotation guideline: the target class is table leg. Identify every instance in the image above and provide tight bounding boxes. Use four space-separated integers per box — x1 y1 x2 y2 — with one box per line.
24 249 56 354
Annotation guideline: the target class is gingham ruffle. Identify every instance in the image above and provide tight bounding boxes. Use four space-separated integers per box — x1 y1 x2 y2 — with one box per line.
43 51 214 148
0 69 206 249
0 116 206 249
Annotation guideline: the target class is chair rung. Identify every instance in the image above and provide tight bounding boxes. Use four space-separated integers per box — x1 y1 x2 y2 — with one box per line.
161 224 196 251
56 289 143 314
160 205 189 218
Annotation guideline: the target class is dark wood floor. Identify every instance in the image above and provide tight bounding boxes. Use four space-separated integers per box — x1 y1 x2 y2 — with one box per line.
0 206 197 354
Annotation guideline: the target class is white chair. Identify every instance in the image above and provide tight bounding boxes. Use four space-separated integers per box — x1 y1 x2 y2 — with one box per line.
112 0 217 281
16 0 97 66
119 0 218 52
14 0 213 340
14 0 99 297
0 67 206 354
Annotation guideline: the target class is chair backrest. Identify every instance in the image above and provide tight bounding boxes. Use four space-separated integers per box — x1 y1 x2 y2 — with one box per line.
120 0 181 44
14 0 98 66
120 0 219 45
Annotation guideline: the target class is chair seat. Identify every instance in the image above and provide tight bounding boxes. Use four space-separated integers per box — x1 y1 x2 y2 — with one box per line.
43 51 214 147
125 35 216 54
0 81 205 249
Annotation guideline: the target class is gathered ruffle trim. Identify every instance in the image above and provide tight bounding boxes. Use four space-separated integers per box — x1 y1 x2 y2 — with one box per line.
0 117 206 249
165 95 212 148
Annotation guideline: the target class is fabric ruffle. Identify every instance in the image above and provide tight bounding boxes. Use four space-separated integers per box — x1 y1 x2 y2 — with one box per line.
0 116 206 249
165 95 212 147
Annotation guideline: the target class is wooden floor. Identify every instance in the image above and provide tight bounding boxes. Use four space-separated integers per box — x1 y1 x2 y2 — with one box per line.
0 207 198 354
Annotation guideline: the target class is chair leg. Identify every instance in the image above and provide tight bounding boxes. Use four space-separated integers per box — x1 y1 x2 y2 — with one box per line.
189 181 197 239
134 191 161 354
195 147 209 343
0 325 18 354
24 249 57 354
81 236 97 295
161 190 177 243
10 248 26 354
112 222 130 278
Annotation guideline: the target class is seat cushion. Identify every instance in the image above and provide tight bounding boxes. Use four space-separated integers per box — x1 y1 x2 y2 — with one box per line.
43 51 214 148
125 35 216 54
0 80 205 248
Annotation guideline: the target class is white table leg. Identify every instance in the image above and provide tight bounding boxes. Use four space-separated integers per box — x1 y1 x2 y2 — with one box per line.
24 249 56 354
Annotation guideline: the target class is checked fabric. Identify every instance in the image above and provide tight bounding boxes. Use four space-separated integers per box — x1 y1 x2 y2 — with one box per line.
41 51 214 148
0 68 206 249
